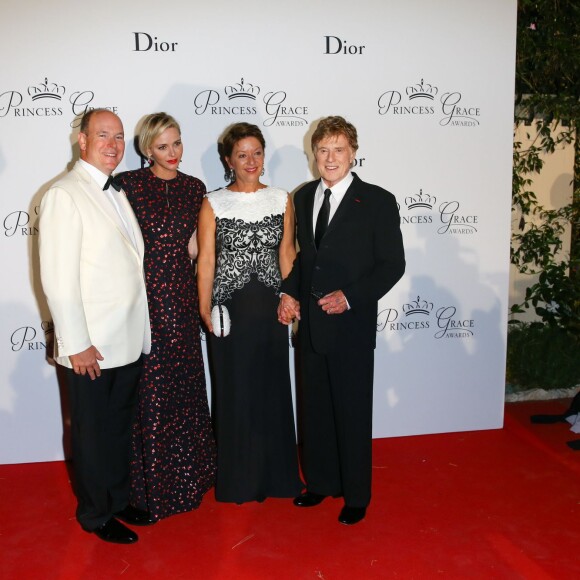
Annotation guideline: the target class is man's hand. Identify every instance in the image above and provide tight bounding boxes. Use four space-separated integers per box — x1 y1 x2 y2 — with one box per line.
278 294 300 324
319 290 348 315
69 346 104 380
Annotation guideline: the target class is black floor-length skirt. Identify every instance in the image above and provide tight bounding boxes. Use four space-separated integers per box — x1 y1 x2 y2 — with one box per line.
209 276 303 503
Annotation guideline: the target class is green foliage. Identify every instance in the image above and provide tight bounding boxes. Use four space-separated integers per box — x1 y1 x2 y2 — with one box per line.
507 323 580 389
511 1 580 332
511 262 580 332
516 0 580 98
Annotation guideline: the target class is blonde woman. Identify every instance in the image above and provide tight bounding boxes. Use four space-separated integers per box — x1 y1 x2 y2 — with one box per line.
117 112 216 520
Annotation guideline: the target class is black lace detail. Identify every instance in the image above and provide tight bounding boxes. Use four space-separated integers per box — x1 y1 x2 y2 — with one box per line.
212 214 283 304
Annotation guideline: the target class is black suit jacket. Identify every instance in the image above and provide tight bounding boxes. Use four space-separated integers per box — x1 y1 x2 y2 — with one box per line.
281 173 405 353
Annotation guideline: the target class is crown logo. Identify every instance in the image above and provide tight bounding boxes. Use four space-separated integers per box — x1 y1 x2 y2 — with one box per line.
402 296 434 317
406 78 438 100
27 77 66 101
224 77 260 100
405 189 436 210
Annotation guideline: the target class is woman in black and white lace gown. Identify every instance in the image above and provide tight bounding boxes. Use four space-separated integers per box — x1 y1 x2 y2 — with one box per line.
197 123 303 503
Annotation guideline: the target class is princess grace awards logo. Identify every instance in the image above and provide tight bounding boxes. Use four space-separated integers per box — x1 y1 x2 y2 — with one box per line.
10 321 53 352
377 295 476 340
0 77 116 127
437 201 478 234
398 189 479 235
378 78 481 126
3 206 39 237
193 77 309 127
399 190 435 226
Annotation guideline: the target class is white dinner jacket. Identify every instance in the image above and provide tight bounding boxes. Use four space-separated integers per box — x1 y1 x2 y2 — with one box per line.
39 161 151 369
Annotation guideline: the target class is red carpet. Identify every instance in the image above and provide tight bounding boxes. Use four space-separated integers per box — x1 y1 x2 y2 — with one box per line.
2 400 579 579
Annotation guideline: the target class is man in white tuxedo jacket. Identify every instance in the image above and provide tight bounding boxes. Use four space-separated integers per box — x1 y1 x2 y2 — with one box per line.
39 109 152 544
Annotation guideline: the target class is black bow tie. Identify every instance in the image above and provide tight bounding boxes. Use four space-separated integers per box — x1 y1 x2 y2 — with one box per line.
103 175 121 192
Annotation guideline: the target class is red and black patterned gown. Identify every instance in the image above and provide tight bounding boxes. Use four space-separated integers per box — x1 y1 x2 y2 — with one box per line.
117 167 216 520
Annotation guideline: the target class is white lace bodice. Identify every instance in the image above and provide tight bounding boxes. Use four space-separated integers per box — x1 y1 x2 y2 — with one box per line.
207 187 288 304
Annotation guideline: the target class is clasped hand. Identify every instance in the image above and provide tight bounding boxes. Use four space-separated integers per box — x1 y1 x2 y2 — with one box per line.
277 294 300 325
277 289 347 325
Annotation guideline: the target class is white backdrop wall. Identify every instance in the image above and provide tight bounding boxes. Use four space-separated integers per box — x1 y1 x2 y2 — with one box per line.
0 0 517 464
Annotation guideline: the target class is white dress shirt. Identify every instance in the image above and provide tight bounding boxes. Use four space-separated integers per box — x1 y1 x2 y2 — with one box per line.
79 159 137 248
311 172 354 232
311 172 353 309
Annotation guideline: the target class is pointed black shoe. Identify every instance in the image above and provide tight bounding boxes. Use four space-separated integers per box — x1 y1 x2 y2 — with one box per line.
293 491 327 507
115 505 156 526
94 518 138 544
566 439 580 450
338 505 366 525
530 414 568 424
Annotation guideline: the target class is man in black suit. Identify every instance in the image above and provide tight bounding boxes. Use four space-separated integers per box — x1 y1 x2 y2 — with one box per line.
278 116 405 525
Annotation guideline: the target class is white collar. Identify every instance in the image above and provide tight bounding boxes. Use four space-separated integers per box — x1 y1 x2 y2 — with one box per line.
319 171 354 197
79 159 111 189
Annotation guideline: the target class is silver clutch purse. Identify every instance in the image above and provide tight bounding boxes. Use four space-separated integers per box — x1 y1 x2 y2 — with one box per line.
211 304 231 337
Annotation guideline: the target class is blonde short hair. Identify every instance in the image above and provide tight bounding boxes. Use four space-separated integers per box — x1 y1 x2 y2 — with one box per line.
138 112 181 158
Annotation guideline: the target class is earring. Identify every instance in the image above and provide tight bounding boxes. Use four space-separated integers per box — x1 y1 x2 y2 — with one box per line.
261 168 265 176
224 168 235 182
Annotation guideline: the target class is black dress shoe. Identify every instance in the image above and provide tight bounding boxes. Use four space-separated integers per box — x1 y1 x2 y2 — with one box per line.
293 491 327 507
566 439 580 450
530 414 567 424
94 518 138 544
338 505 366 525
115 505 156 526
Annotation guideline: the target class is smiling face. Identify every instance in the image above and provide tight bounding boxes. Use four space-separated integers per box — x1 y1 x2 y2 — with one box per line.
226 136 264 185
78 111 125 175
148 126 183 179
314 133 355 189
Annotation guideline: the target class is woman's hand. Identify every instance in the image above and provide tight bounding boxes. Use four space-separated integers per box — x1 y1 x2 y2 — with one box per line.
197 198 216 335
278 294 300 324
200 309 213 334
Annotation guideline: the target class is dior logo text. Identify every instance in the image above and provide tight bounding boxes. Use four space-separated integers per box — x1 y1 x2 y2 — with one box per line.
324 36 365 55
133 32 178 52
